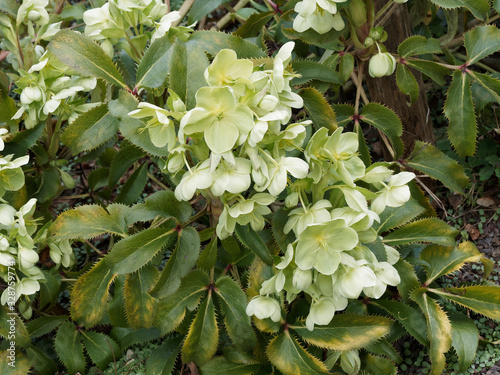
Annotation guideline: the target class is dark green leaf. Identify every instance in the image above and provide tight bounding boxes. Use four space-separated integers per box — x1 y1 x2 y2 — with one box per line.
291 60 343 86
108 144 144 188
468 71 500 104
187 31 266 58
398 36 442 57
430 0 489 20
448 310 479 372
331 104 354 127
234 11 274 38
146 336 183 375
234 224 273 265
300 87 337 132
464 25 500 64
405 60 448 85
375 198 425 234
116 163 148 205
382 218 458 247
26 316 68 339
282 27 343 50
200 357 261 375
396 64 419 103
362 354 397 375
81 331 121 370
188 0 231 23
26 347 58 375
197 236 218 271
2 122 45 158
142 190 193 223
54 322 86 374
394 260 421 302
0 0 19 17
34 167 60 202
136 35 173 88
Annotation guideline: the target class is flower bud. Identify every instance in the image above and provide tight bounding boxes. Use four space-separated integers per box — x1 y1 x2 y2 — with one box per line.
292 268 313 291
28 10 41 21
246 296 281 322
20 87 42 104
349 0 367 26
368 52 396 78
59 169 76 189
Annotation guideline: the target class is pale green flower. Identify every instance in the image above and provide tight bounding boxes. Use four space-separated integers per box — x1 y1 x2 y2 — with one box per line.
246 295 281 322
151 11 181 42
305 297 336 331
0 128 8 151
295 219 358 275
360 164 393 183
337 265 377 299
293 0 345 34
17 0 49 26
181 87 254 154
340 350 361 375
174 160 214 201
83 3 124 41
292 268 313 291
371 171 415 214
284 199 332 236
265 154 309 196
369 52 396 78
211 158 251 196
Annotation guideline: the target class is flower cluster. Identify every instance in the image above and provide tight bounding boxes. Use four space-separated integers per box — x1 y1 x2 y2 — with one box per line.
293 0 346 34
12 49 98 129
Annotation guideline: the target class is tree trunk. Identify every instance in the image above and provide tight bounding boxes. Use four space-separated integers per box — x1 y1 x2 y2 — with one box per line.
365 2 435 158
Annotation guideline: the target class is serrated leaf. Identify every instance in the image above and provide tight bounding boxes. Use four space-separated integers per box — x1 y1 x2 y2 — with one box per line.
51 205 128 239
54 322 86 374
362 354 397 375
26 316 68 339
444 70 476 157
407 141 469 193
267 331 329 374
396 64 419 103
34 167 60 202
398 36 442 57
108 144 144 188
111 327 161 348
155 270 209 334
0 0 19 17
0 305 30 348
0 85 16 128
293 314 392 351
146 336 183 375
70 259 116 327
197 236 218 271
410 288 452 375
360 103 403 159
394 260 421 302
2 122 45 158
182 293 218 365
339 53 354 83
299 88 337 132
447 310 479 372
382 218 458 247
116 163 148 205
291 60 343 86
81 331 121 370
62 104 119 154
187 31 266 58
150 227 200 299
375 198 425 234
124 265 159 329
405 60 448 86
141 190 192 223
39 269 62 309
430 0 489 20
468 71 500 104
365 338 403 364
282 27 343 50
0 350 30 375
48 30 127 89
188 0 230 23
465 25 500 64
420 242 482 284
234 11 274 38
108 275 128 328
373 300 428 346
215 276 256 351
234 224 273 265
88 167 110 191
429 286 500 321
331 104 354 127
200 356 261 375
26 346 58 375
136 35 173 88
107 226 177 274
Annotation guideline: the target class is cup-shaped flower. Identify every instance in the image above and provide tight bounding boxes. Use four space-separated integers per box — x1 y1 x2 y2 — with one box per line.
337 265 377 299
151 11 181 42
265 155 309 196
174 160 214 201
17 0 49 25
292 268 313 291
246 295 281 322
181 87 254 154
371 171 415 213
368 52 396 78
305 297 336 331
293 2 345 34
340 350 361 375
83 3 123 40
295 219 358 275
211 158 251 196
284 199 332 236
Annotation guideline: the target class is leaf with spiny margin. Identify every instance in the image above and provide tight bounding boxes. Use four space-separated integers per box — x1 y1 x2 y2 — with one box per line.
464 25 500 65
54 322 86 374
447 310 479 372
362 354 397 375
51 204 128 239
405 60 448 86
88 167 110 191
299 88 337 133
234 10 274 38
81 331 120 370
48 30 128 89
150 227 200 299
407 141 469 193
365 338 403 364
398 36 442 57
293 314 392 351
136 35 173 88
282 27 343 50
382 218 458 247
444 71 476 157
0 305 30 348
108 275 128 328
468 71 500 104
339 53 354 83
267 331 329 374
106 225 177 275
375 198 425 234
396 64 419 103
291 61 343 86
39 269 62 309
124 265 159 329
215 276 256 351
394 260 421 302
331 104 354 127
34 167 60 202
0 82 16 128
430 0 489 20
108 143 144 188
429 286 500 321
154 270 209 335
181 293 218 365
188 0 230 23
360 103 403 159
0 351 30 375
146 336 183 375
2 122 45 158
70 259 116 327
373 300 428 346
200 356 261 374
109 90 170 157
410 288 452 375
187 31 266 58
26 346 58 375
197 235 218 271
142 190 193 223
235 224 273 265
408 180 436 218
116 163 148 205
26 316 68 339
420 242 482 284
61 104 119 154
0 0 19 17
110 327 161 348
